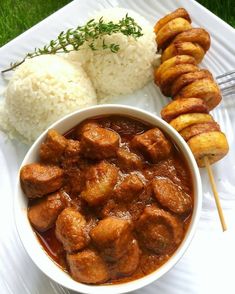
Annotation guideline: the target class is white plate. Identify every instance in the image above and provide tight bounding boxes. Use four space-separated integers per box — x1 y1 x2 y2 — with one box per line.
0 1 235 294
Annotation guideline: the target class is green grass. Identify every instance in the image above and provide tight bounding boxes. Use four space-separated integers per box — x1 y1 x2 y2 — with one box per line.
197 0 235 27
0 0 234 47
0 0 71 46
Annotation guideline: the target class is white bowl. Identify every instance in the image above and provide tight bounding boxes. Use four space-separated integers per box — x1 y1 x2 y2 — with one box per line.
14 104 202 294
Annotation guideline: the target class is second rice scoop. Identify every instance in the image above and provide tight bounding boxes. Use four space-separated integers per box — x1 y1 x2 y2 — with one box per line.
67 8 159 99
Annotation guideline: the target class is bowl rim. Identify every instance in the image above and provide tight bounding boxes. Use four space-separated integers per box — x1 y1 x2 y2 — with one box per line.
14 104 202 294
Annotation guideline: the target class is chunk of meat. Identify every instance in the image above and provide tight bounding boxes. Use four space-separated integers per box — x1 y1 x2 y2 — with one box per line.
75 120 100 138
117 148 143 171
101 200 131 219
102 183 152 220
64 167 84 196
39 129 68 164
67 249 109 284
131 128 172 163
55 207 89 252
144 156 192 194
98 116 147 138
101 198 150 221
80 126 120 159
20 163 64 198
144 158 180 185
115 174 144 202
81 161 118 206
116 239 140 276
90 217 133 261
62 139 81 167
136 205 184 254
140 253 169 275
28 191 67 232
152 177 192 214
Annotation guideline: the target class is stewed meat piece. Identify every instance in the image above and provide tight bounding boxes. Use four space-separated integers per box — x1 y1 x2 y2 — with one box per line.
140 253 169 275
144 157 181 186
136 205 184 254
62 139 81 167
80 126 120 159
39 129 68 164
131 128 172 163
90 217 133 261
75 120 100 138
152 177 192 214
20 163 64 198
67 249 109 284
81 161 118 206
55 207 90 252
28 191 67 232
116 239 140 276
100 200 131 219
64 167 84 195
115 174 145 202
117 148 143 171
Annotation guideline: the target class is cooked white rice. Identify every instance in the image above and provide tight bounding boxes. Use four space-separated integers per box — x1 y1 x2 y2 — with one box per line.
0 55 97 143
0 8 159 144
67 8 159 99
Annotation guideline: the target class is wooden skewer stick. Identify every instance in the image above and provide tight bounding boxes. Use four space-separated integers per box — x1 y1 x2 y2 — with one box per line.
204 156 227 231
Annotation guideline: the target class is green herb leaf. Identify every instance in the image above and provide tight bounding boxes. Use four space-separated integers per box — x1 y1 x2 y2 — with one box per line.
2 14 143 73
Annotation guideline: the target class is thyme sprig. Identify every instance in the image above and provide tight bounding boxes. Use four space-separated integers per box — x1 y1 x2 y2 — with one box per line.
2 15 143 73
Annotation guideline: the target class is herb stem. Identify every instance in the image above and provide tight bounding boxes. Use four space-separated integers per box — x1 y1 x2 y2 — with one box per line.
2 14 143 73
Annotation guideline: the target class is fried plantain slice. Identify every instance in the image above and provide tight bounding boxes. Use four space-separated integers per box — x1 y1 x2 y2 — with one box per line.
187 131 229 167
161 41 205 64
171 69 213 97
156 17 192 50
172 28 211 52
170 113 214 132
161 98 209 122
154 55 196 86
160 64 198 96
174 78 222 110
154 8 191 34
180 122 220 141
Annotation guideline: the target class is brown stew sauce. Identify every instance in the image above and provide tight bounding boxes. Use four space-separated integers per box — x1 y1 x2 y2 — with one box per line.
30 115 193 284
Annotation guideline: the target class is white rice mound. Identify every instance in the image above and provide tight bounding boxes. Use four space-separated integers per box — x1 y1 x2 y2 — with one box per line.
1 55 97 143
68 8 158 99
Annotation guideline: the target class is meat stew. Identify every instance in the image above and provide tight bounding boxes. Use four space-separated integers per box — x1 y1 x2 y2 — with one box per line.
20 115 193 285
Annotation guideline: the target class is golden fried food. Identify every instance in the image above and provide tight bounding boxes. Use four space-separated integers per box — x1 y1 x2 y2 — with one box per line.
180 122 220 141
156 8 229 169
160 64 198 96
174 78 222 110
161 98 209 122
173 28 211 52
161 41 205 64
156 17 192 50
187 131 229 167
154 8 191 34
170 113 214 132
171 69 213 97
154 55 196 86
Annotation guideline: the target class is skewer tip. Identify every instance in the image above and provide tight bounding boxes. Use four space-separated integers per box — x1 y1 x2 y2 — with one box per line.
204 156 227 232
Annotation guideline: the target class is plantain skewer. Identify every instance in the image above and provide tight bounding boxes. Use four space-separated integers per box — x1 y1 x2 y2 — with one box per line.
155 7 229 231
204 156 227 231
